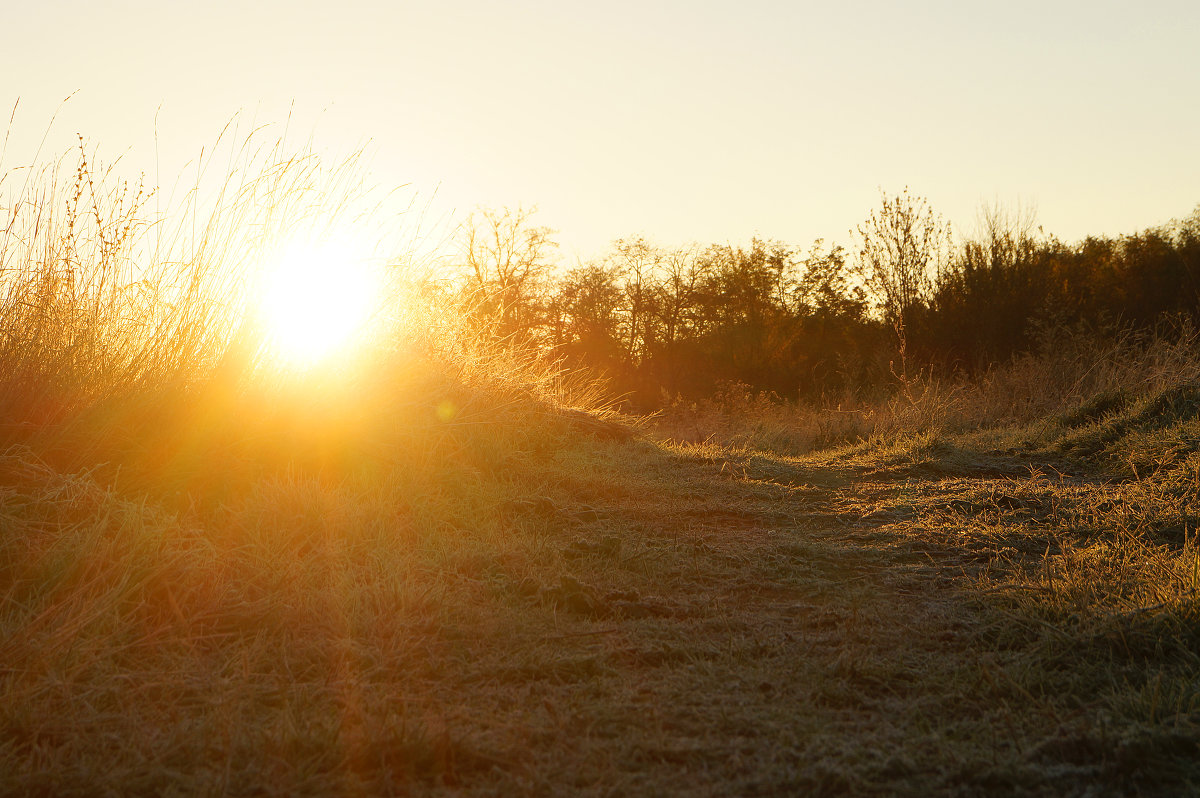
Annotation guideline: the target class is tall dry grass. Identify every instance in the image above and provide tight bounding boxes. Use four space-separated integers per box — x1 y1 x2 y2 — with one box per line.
650 319 1200 456
0 128 625 793
0 124 612 503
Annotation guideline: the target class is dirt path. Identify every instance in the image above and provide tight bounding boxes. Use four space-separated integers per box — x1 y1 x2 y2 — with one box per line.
445 440 1199 796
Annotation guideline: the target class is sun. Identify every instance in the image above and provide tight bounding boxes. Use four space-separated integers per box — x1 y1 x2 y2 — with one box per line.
257 237 381 368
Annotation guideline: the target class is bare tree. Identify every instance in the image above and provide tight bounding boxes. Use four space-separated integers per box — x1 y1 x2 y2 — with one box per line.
606 237 662 367
460 206 557 336
854 188 952 327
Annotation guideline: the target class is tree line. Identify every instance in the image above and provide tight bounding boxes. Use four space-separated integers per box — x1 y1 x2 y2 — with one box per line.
446 195 1200 406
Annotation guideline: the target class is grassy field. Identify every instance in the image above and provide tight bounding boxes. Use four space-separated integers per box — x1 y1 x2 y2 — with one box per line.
3 142 1199 796
5 337 1200 796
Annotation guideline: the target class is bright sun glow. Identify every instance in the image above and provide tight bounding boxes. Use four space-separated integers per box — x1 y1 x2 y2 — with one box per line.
258 237 381 368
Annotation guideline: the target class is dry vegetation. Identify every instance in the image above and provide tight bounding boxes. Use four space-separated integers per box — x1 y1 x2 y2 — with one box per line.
2 138 1199 796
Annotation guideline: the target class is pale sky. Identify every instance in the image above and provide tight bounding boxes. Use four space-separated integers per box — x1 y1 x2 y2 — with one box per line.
4 0 1199 262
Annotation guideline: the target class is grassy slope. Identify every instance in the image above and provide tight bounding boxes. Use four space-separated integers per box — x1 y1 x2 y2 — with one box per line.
3 367 1199 797
2 141 1197 795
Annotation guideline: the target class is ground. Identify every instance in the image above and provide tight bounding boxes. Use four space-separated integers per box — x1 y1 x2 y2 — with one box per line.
3 408 1199 796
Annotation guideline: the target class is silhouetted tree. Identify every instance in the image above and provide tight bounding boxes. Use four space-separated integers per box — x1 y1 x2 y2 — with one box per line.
930 203 1045 364
795 239 864 321
791 240 876 396
549 264 624 370
459 206 557 337
690 239 800 394
854 189 952 331
488 197 1200 408
645 245 708 396
606 237 662 369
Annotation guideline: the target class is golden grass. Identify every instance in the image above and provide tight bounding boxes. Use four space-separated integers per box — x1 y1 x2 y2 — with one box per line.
2 129 1199 796
651 319 1200 460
